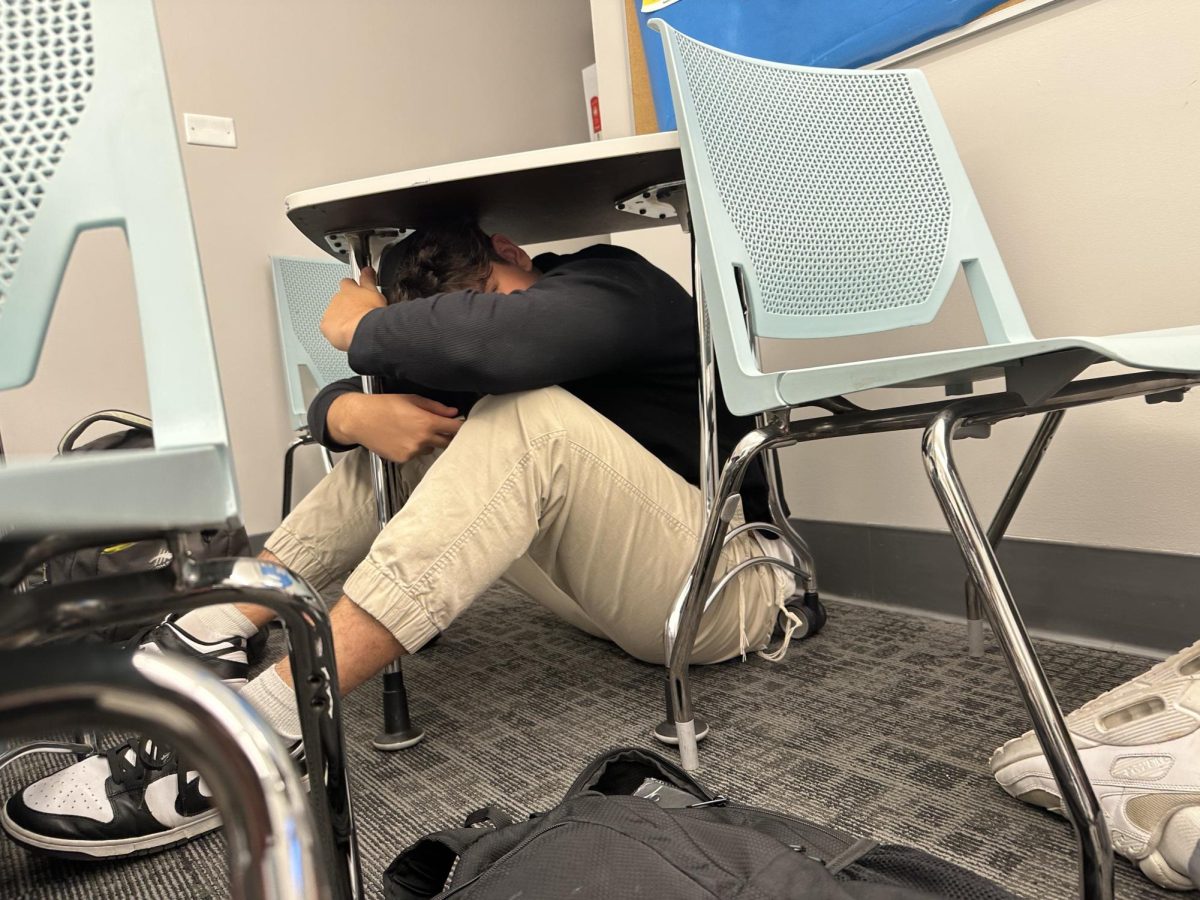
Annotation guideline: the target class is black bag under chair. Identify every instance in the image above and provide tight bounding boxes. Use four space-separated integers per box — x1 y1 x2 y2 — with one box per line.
23 411 257 649
385 747 1016 899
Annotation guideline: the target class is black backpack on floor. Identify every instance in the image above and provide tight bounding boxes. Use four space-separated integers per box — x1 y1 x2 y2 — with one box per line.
26 411 253 645
384 747 1016 900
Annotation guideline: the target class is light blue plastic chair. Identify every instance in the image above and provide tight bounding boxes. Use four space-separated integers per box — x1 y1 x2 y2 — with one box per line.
0 1 360 895
652 20 1200 899
271 254 352 516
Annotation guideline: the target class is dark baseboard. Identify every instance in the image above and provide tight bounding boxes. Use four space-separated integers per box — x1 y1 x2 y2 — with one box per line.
791 518 1200 655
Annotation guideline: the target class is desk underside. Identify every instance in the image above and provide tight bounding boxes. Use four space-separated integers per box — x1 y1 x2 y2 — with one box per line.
287 144 685 259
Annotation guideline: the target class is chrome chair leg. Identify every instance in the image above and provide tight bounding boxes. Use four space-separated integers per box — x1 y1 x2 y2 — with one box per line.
655 583 710 747
74 730 100 758
922 403 1112 900
964 576 987 657
283 432 336 519
0 556 363 900
0 738 97 774
658 417 822 750
963 410 1065 657
190 558 364 900
668 424 782 772
0 645 323 900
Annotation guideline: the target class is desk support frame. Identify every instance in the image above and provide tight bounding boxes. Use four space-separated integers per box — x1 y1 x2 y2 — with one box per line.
658 205 819 753
345 235 425 753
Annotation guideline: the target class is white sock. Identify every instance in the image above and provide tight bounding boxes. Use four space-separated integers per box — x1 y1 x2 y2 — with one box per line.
175 604 259 643
241 666 303 741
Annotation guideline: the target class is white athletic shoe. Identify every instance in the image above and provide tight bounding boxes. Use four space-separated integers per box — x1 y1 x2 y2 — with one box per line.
990 638 1200 890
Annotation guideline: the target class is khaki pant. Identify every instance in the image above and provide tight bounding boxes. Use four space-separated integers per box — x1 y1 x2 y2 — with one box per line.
266 386 789 665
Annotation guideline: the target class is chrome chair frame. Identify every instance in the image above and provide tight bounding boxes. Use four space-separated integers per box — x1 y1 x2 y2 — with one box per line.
0 645 322 900
961 409 1066 656
282 431 335 519
649 20 1200 899
1 566 98 768
667 370 1199 900
0 540 364 900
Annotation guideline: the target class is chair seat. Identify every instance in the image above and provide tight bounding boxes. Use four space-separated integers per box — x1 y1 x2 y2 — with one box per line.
776 324 1200 410
0 445 239 534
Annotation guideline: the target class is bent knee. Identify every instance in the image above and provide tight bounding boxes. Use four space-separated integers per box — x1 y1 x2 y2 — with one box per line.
468 386 593 435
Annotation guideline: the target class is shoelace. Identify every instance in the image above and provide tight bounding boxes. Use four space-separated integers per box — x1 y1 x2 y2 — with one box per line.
106 736 208 815
105 737 173 792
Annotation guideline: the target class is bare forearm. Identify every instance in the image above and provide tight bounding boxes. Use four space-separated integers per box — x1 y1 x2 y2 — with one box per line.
323 392 463 464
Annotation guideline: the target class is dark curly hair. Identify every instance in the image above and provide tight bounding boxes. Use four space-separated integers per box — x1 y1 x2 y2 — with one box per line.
377 222 504 305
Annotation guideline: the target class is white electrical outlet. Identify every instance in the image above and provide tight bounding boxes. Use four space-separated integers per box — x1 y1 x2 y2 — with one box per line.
184 113 237 148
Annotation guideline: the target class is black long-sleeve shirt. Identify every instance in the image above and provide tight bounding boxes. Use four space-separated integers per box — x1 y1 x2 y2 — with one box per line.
308 244 771 521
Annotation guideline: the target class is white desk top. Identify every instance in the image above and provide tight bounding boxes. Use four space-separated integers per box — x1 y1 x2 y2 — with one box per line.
285 132 683 259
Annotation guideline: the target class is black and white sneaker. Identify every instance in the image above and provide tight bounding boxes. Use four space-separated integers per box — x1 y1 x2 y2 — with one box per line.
2 737 218 859
2 616 286 860
130 616 253 690
2 737 305 859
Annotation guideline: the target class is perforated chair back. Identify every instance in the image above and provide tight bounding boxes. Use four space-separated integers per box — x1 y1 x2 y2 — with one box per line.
271 256 353 431
0 0 239 532
652 21 1036 415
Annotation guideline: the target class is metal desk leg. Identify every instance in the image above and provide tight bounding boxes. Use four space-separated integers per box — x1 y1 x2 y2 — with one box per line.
346 235 424 752
657 219 719 750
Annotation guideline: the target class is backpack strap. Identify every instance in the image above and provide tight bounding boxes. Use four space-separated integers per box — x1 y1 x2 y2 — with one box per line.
823 837 880 875
384 826 493 900
57 410 152 454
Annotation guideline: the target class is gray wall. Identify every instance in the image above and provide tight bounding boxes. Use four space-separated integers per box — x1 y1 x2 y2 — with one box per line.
0 0 595 534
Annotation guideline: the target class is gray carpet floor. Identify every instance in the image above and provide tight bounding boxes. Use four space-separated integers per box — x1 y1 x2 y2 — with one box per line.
0 585 1180 899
